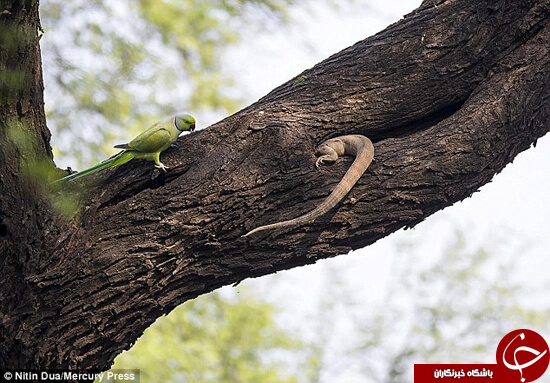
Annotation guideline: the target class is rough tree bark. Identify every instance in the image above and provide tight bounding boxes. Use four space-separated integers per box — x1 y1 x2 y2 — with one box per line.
1 0 549 371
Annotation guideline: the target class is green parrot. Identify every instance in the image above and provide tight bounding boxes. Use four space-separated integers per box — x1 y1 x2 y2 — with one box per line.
55 113 195 182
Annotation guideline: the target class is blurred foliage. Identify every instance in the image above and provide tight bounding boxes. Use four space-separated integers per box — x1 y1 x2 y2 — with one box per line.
39 0 294 168
101 290 305 383
348 231 550 383
5 117 82 218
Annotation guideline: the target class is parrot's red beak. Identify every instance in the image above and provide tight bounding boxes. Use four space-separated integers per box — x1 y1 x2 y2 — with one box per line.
190 123 195 131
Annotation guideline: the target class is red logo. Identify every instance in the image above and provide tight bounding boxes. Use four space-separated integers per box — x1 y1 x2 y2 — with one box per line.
496 329 549 383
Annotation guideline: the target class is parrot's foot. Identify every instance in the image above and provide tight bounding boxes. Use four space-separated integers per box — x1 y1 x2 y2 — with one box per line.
155 162 169 172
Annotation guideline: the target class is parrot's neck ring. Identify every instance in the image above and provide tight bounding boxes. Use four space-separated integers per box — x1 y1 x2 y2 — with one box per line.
174 115 184 132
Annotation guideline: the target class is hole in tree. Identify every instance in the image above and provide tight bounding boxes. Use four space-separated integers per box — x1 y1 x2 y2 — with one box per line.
0 222 7 237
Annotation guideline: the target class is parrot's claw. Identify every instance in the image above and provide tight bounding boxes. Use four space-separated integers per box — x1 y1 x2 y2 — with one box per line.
155 162 169 172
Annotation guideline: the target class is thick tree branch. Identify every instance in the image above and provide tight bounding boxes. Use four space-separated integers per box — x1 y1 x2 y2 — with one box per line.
1 0 549 370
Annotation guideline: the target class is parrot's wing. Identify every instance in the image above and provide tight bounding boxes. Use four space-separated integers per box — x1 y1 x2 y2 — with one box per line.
113 121 162 150
113 143 131 149
126 127 172 153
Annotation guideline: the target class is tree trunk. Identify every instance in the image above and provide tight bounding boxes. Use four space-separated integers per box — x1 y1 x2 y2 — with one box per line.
1 0 549 370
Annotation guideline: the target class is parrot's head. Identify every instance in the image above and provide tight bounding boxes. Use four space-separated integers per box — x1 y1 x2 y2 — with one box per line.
175 114 196 132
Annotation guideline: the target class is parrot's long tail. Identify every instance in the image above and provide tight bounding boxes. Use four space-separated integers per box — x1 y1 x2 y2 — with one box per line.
54 151 135 183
